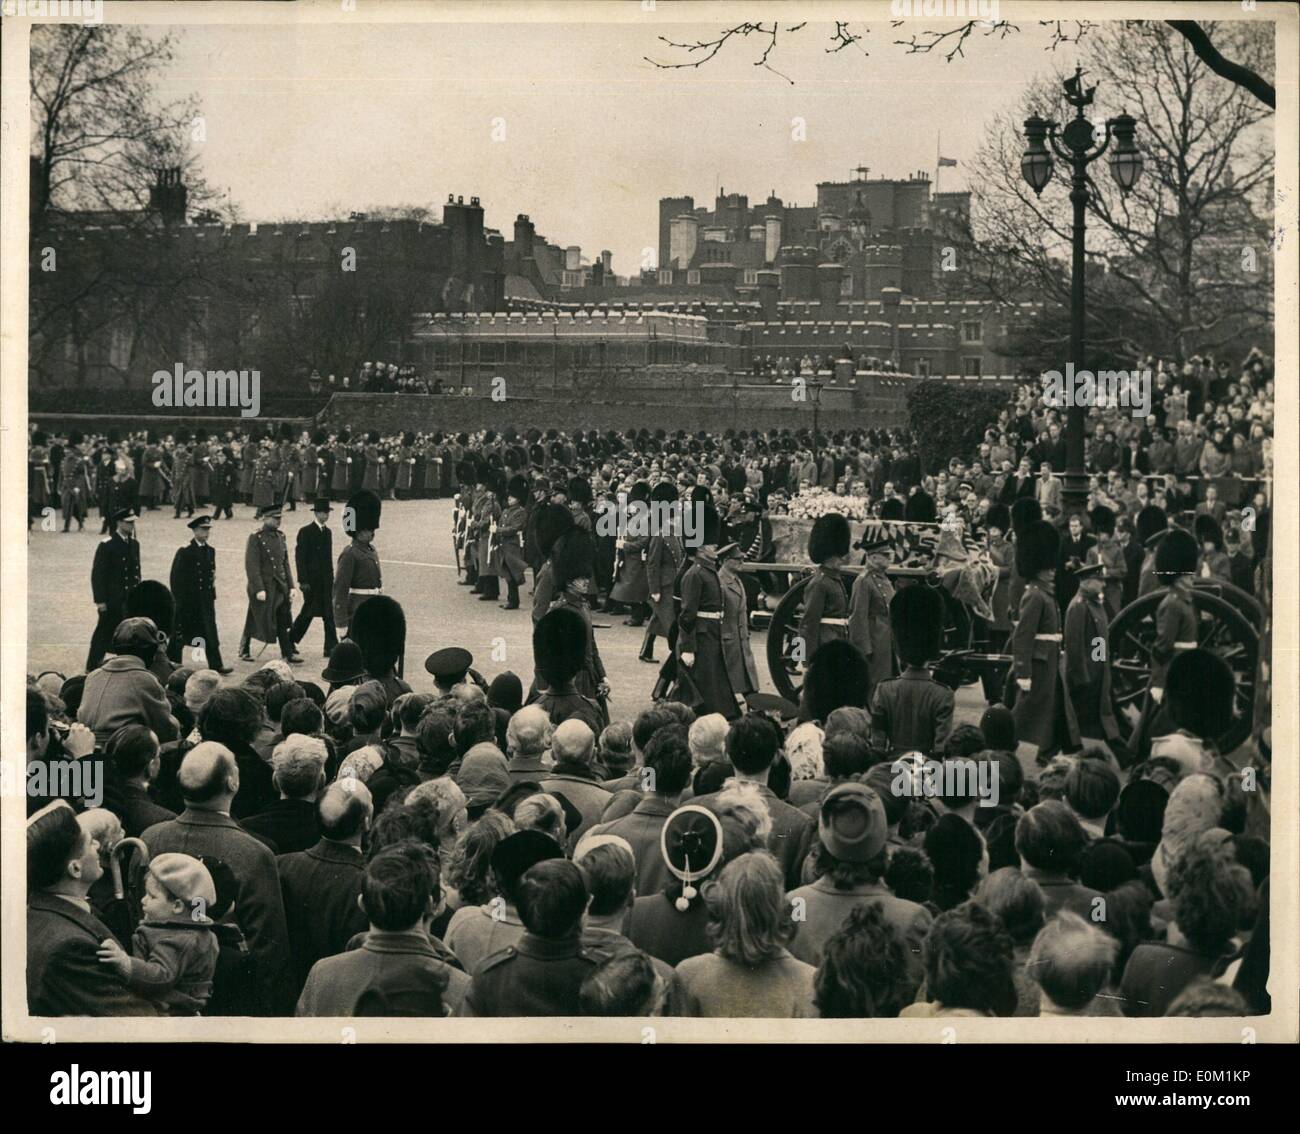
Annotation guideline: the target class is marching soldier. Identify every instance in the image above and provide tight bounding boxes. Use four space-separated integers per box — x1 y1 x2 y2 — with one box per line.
333 489 383 637
291 498 338 657
58 431 93 532
238 502 301 663
869 584 953 757
849 536 895 699
211 446 238 519
472 468 502 602
330 429 353 503
171 434 196 519
1009 519 1071 762
642 481 685 664
1063 560 1119 752
609 481 651 626
87 506 142 670
494 475 530 610
1085 504 1126 618
138 433 166 511
1134 527 1200 762
251 441 277 513
169 515 232 673
798 513 852 660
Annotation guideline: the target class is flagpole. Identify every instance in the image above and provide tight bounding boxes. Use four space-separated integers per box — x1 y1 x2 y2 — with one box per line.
935 131 941 194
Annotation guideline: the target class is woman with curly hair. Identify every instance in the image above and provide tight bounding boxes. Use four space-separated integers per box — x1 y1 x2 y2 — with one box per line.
443 810 516 914
901 900 1019 1018
814 903 917 1018
1120 831 1253 1017
668 852 817 1017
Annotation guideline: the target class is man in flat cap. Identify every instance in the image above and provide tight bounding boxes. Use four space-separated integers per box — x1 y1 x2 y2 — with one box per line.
169 515 232 673
87 506 142 671
239 503 302 663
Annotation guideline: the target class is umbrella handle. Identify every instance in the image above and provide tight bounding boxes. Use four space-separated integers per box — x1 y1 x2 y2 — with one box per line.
110 837 151 901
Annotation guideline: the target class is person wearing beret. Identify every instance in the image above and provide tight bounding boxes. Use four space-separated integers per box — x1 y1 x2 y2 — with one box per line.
1009 519 1070 762
169 515 231 674
27 802 157 1016
239 504 301 664
87 506 142 671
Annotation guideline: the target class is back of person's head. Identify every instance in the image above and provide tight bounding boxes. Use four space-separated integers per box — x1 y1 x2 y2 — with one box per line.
574 838 637 917
397 692 434 733
265 681 306 725
1034 755 1076 802
823 706 872 744
597 721 634 775
687 714 729 765
27 801 85 890
178 741 237 804
516 858 588 939
513 793 566 844
924 813 985 909
708 780 773 845
1028 911 1118 1011
350 683 388 734
822 732 873 780
922 901 1017 1016
978 704 1017 751
27 687 50 748
1015 800 1087 874
988 750 1023 808
446 810 517 906
1066 752 1121 821
416 709 457 776
705 851 793 966
944 723 986 759
725 713 779 776
106 724 159 780
579 950 659 1016
506 704 551 756
454 699 495 754
975 866 1046 946
552 718 595 767
632 705 679 754
198 687 260 749
1165 979 1251 1017
318 779 374 841
280 697 324 739
659 701 697 730
271 733 327 799
1166 832 1254 955
884 846 934 904
814 902 917 1018
642 724 692 795
362 840 440 931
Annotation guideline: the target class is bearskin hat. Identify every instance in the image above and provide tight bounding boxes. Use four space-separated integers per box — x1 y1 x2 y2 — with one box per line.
366 430 380 445
338 428 352 444
68 430 85 447
879 498 905 522
890 584 945 667
278 422 294 442
533 606 587 687
348 595 406 679
402 431 415 447
506 474 529 503
484 430 497 445
535 503 575 559
985 502 1011 534
344 490 382 534
1090 505 1116 536
552 529 596 594
483 467 505 497
1015 519 1060 579
567 476 593 507
1155 528 1198 578
1194 513 1224 551
1009 497 1042 535
457 459 478 486
125 580 175 638
808 513 851 564
904 489 936 524
503 427 518 444
1166 648 1232 741
628 481 651 505
1135 504 1168 548
196 428 210 443
802 639 871 721
650 481 679 505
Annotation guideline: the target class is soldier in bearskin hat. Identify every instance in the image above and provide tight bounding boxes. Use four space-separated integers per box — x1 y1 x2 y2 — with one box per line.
1135 503 1169 598
803 639 872 725
1085 504 1125 618
171 431 197 519
546 526 609 719
1009 518 1067 760
1149 648 1236 779
348 595 410 703
531 606 605 735
1007 496 1043 617
333 489 383 636
471 466 504 601
395 431 417 500
799 513 852 659
529 502 576 625
493 474 530 610
642 480 686 665
1063 561 1118 753
138 431 165 511
330 428 353 502
869 584 953 757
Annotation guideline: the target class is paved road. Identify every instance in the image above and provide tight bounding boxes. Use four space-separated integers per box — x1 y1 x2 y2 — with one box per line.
28 496 988 727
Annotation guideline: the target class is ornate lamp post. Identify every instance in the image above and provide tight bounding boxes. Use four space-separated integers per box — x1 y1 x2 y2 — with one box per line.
1022 66 1144 512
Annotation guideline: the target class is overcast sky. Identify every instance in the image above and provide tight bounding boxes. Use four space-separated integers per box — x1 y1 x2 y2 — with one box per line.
157 17 1068 274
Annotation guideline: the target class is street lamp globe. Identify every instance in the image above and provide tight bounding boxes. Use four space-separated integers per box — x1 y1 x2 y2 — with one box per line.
1108 112 1143 193
1021 114 1054 196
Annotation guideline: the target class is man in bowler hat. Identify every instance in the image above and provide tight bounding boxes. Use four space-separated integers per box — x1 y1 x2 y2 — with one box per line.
291 498 338 657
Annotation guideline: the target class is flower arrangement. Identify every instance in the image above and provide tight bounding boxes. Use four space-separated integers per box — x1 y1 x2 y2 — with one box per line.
780 487 870 521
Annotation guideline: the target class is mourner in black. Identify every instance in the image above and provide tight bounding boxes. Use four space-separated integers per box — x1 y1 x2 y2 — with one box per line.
87 507 142 671
168 515 231 673
291 498 338 656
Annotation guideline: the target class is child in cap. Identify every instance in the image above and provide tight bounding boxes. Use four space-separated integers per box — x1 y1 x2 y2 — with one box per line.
97 852 219 1015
